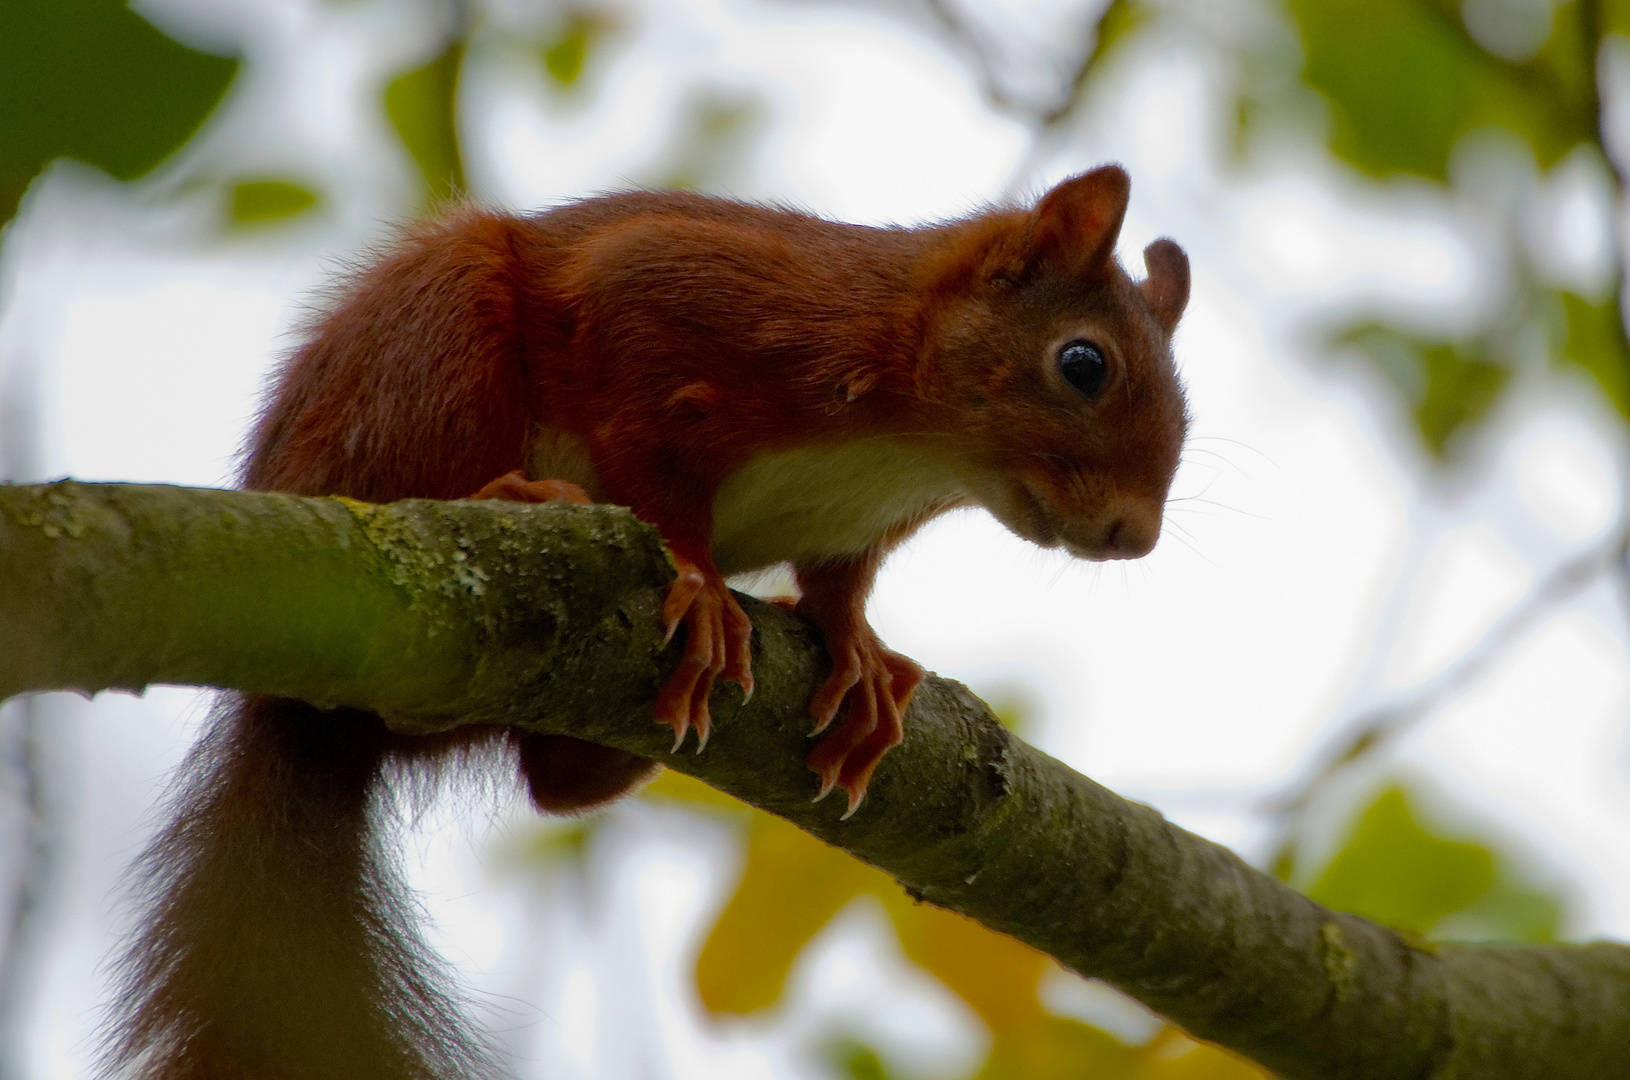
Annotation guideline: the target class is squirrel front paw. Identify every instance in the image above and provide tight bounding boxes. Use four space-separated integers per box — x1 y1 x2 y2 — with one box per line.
654 551 754 752
804 628 924 818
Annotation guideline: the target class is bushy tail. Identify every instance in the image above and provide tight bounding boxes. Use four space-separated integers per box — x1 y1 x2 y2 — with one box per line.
103 696 494 1080
105 210 581 1077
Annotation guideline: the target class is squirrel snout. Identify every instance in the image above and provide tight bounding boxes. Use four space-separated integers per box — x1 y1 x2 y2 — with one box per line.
981 477 1165 560
1075 500 1162 561
1100 512 1158 559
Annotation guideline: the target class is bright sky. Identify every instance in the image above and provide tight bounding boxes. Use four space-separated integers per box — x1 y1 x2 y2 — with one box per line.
2 0 1628 1076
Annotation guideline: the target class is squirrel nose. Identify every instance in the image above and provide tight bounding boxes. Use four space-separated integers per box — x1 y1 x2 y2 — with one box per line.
1100 505 1161 559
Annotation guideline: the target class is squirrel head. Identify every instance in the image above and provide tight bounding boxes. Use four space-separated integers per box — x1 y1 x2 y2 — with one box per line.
920 166 1190 561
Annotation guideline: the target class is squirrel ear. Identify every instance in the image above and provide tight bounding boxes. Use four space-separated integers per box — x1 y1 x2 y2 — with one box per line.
1140 239 1189 332
1023 165 1131 274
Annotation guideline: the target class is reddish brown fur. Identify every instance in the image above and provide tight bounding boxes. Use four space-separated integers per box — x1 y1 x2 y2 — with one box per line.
108 167 1189 1079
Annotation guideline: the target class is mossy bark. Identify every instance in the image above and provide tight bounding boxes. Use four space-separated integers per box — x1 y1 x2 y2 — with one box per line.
3 480 1627 1079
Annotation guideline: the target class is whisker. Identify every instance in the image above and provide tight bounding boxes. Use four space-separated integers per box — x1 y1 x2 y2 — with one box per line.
1161 523 1212 564
1164 518 1198 541
1167 495 1266 521
1187 435 1277 469
1181 446 1252 476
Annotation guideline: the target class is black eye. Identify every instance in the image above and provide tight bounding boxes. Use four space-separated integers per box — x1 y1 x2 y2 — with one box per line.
1058 339 1109 399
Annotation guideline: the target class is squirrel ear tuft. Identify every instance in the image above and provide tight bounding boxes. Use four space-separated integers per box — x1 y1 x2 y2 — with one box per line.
1140 239 1190 332
1023 165 1131 275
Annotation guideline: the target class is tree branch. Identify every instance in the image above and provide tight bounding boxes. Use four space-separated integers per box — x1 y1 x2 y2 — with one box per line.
3 480 1627 1079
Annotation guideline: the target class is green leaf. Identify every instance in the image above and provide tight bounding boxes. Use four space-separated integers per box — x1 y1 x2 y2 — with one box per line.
1609 0 1630 34
1308 785 1568 944
1557 289 1630 418
1087 0 1156 73
1284 0 1595 180
1335 322 1509 459
539 11 614 89
0 0 239 226
228 178 320 226
1412 341 1509 455
823 1037 895 1080
1308 787 1496 934
384 38 467 204
1432 874 1563 943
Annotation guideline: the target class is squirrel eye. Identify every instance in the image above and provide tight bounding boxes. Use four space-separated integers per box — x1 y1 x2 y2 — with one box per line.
1058 339 1109 399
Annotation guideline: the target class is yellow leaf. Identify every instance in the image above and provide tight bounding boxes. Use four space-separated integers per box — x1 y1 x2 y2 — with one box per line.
883 897 1050 1035
977 1016 1140 1079
643 767 752 816
1140 1029 1271 1080
695 814 888 1014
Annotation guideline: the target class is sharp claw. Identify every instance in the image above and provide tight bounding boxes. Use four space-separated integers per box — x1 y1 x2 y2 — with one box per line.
655 557 754 764
812 772 838 803
840 791 864 820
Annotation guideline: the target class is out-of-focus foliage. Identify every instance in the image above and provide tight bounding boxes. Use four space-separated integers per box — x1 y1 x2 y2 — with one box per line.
823 1037 893 1080
228 178 320 226
1308 786 1494 933
1281 0 1596 182
0 0 239 227
1559 288 1630 416
617 765 1569 1079
1333 325 1510 457
1305 786 1562 942
384 38 469 206
1089 0 1156 72
382 6 624 203
0 0 628 227
1240 0 1630 457
639 770 1271 1080
540 9 617 90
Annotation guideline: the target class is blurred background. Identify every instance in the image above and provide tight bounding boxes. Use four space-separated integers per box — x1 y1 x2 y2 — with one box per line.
3 0 1629 1077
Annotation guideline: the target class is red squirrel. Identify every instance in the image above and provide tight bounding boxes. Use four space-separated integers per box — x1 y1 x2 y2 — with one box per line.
105 165 1188 1079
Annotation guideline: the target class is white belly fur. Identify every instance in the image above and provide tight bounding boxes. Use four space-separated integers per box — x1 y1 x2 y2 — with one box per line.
710 436 968 575
529 427 969 576
527 425 607 501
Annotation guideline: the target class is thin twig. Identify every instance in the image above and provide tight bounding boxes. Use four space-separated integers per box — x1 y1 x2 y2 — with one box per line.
918 0 1107 131
1265 526 1630 841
